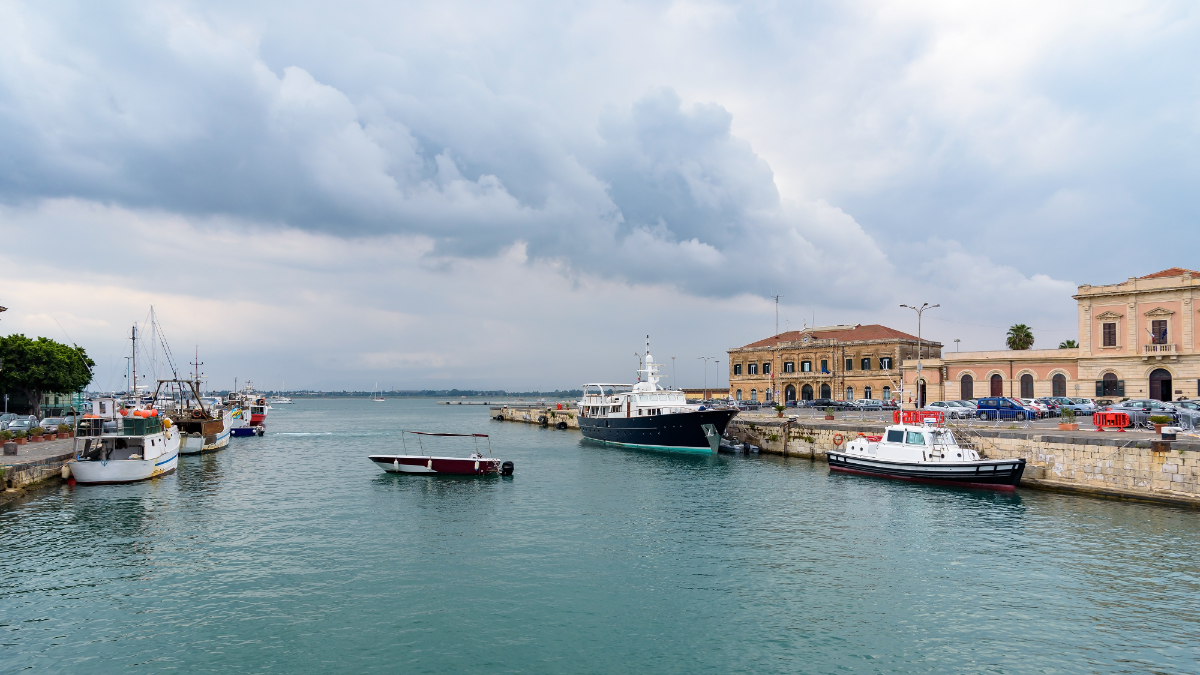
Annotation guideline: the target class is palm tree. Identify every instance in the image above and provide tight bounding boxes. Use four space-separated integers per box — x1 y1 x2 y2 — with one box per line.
1058 339 1078 349
1006 324 1035 350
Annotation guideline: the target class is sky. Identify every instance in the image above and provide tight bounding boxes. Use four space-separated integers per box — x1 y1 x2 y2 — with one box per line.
1 0 1196 392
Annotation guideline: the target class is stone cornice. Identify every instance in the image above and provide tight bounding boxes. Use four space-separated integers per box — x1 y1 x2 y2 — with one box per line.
1143 306 1175 317
1094 311 1124 320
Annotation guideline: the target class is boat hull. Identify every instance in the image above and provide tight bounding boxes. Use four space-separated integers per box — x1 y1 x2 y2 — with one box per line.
69 444 180 485
577 409 738 452
369 455 504 475
179 429 231 454
827 452 1025 490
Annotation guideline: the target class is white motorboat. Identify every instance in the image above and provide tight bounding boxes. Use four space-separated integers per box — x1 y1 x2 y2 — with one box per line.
828 411 1026 490
68 396 180 484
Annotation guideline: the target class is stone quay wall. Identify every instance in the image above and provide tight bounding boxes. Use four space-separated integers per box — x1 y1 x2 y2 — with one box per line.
491 405 580 430
727 415 1200 508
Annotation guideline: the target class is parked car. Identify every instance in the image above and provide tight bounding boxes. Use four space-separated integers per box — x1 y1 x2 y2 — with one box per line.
6 419 35 435
1047 397 1095 415
39 417 65 433
925 400 970 419
1034 398 1063 416
955 400 979 411
1021 399 1051 418
1106 399 1178 427
974 397 1039 421
851 399 884 411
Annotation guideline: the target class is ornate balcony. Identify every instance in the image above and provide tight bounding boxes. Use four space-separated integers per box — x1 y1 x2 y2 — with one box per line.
1141 343 1177 360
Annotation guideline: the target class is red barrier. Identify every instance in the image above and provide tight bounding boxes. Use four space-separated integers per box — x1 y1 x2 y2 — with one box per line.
893 410 945 426
1092 411 1129 432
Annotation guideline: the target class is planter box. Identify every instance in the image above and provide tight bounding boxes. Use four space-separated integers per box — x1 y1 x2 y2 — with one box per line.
30 435 43 443
1154 424 1165 434
824 415 835 420
15 438 27 445
57 433 70 440
1058 423 1079 431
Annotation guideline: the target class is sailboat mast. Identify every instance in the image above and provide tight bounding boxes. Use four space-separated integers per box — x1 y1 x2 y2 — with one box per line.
131 324 137 402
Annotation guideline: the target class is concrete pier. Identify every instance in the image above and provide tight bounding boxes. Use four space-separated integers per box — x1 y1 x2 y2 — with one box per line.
490 404 580 430
2 437 76 505
727 414 1200 508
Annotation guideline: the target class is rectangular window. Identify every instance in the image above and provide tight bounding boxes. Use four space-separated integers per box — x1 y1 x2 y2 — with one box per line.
879 357 893 369
820 360 828 373
861 358 871 370
734 364 741 375
748 364 758 375
886 429 904 443
1102 322 1116 347
762 363 771 375
801 361 811 372
905 431 926 445
784 361 795 373
1151 319 1168 344
845 358 854 371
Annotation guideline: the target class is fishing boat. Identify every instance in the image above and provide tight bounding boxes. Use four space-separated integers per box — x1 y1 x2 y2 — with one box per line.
827 411 1026 490
227 382 269 436
66 326 180 484
368 431 514 476
156 379 234 454
577 337 738 453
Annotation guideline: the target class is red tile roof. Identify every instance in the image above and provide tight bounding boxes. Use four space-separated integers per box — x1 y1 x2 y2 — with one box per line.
1139 268 1200 279
739 324 925 349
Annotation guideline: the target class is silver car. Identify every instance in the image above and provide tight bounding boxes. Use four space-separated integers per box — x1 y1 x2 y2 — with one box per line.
926 400 969 419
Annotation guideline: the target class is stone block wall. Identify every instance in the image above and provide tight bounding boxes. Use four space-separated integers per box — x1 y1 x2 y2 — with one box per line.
727 415 1200 507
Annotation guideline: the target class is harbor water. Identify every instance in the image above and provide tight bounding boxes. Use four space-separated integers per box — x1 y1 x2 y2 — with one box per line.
3 399 1199 673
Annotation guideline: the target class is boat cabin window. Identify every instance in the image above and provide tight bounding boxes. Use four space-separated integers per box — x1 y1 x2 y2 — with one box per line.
905 431 927 445
886 429 904 443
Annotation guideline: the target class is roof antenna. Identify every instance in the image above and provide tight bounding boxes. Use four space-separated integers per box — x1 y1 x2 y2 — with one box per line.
771 294 783 336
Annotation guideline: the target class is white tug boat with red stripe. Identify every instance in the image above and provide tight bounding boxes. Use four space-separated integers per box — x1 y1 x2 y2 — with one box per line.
369 431 514 476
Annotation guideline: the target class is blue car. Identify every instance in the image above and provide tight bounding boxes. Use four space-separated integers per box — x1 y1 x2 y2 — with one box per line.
974 397 1039 421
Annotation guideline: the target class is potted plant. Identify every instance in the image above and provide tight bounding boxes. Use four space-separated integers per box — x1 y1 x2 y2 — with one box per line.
28 426 44 442
1149 415 1172 434
824 406 835 421
1058 408 1078 431
13 430 27 445
57 423 72 439
774 404 786 418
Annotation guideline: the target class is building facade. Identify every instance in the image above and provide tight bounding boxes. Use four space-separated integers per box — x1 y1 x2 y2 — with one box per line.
727 324 941 403
901 268 1200 405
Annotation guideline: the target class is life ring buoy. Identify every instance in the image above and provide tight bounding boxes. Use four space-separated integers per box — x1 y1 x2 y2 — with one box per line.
833 433 844 446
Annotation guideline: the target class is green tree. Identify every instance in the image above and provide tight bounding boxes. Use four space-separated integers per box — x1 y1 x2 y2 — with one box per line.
1058 339 1078 349
1006 324 1035 350
0 335 94 417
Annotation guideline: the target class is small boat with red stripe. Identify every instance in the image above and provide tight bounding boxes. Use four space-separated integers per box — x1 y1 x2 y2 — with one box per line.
369 431 514 476
827 410 1025 490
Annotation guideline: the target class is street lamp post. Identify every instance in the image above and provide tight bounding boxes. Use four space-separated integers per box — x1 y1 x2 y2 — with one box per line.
900 302 940 409
698 357 715 401
954 338 961 352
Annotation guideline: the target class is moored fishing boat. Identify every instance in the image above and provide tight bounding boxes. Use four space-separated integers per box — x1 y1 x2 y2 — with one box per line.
157 379 234 454
67 325 180 484
227 383 268 436
368 431 514 476
577 337 738 453
828 411 1025 490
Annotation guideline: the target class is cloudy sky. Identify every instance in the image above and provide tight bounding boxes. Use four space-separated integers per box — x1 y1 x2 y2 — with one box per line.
1 0 1195 391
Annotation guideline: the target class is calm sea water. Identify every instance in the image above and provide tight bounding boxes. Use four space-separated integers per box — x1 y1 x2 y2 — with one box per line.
3 398 1199 673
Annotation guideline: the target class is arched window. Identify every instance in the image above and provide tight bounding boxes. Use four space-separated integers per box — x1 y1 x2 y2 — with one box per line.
801 384 813 400
882 386 891 400
1150 368 1172 402
785 385 796 401
864 386 872 400
1052 373 1066 397
1100 372 1120 396
990 373 1004 397
750 389 757 402
735 389 742 401
961 374 973 400
1020 374 1034 399
846 387 854 401
820 383 831 399
733 364 742 376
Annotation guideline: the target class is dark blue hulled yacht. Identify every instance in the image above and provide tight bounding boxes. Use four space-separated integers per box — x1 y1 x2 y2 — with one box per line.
577 340 737 453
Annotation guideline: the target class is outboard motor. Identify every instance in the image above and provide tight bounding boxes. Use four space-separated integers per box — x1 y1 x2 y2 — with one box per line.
500 461 515 476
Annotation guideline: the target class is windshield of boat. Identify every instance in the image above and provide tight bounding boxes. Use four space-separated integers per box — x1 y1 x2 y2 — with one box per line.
929 429 956 446
905 431 926 445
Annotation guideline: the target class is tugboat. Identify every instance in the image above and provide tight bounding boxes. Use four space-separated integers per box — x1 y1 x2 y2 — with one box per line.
368 431 514 476
577 338 738 453
828 411 1026 490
